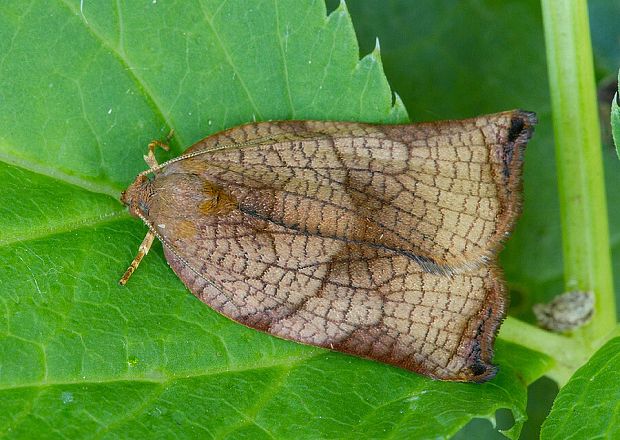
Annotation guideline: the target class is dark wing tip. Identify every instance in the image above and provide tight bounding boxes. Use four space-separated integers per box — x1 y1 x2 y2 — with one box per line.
509 110 537 143
498 110 537 181
468 360 498 383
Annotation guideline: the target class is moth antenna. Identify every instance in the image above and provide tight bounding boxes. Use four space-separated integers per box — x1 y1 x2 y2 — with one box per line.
137 131 331 177
119 230 155 285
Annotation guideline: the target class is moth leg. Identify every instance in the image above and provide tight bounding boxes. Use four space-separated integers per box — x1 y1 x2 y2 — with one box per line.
119 230 155 285
144 129 174 168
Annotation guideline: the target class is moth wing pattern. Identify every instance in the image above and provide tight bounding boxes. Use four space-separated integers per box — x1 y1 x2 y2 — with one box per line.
164 111 535 272
125 110 536 382
161 207 505 382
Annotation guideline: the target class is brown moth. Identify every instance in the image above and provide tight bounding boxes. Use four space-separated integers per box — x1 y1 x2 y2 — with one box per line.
120 110 536 382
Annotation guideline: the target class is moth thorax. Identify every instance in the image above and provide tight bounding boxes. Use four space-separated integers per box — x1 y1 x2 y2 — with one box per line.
199 181 238 216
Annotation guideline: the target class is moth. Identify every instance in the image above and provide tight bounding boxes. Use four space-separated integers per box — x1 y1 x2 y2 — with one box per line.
120 110 536 382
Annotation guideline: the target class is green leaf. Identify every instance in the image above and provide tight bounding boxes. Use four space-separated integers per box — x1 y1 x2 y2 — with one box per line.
0 0 553 438
540 336 620 440
613 71 620 156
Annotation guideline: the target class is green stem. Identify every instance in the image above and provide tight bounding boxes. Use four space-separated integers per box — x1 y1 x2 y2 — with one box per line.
540 0 616 346
500 318 587 385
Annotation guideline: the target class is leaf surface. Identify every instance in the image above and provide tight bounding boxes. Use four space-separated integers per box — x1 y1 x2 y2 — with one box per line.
540 337 620 440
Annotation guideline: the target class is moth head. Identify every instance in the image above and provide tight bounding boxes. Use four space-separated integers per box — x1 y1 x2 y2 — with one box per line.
120 174 153 218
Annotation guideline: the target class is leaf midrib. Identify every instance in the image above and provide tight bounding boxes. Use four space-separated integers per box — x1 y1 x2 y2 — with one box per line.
0 351 325 392
0 207 128 247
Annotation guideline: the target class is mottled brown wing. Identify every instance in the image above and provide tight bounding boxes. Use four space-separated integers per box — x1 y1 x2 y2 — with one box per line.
155 206 505 382
161 110 535 271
